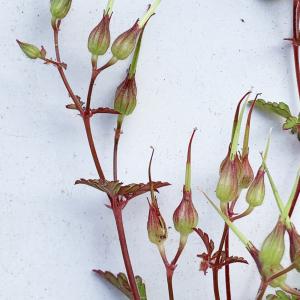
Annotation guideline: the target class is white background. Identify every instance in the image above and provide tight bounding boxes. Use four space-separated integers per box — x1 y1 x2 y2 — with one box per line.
1 0 300 299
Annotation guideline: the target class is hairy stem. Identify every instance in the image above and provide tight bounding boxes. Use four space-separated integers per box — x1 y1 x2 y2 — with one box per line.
113 206 140 300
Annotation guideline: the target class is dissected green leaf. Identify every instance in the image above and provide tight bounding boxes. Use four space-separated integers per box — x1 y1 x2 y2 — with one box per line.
75 179 123 196
75 179 170 201
266 290 299 300
250 99 293 119
93 270 147 299
283 117 298 130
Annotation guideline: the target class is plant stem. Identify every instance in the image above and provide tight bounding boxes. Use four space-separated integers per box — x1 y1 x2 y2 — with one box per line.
166 269 175 300
53 23 105 180
225 230 231 300
212 224 228 300
53 23 84 114
212 268 221 300
86 69 97 113
83 116 106 180
113 206 140 300
113 115 124 181
266 263 295 283
288 176 300 217
256 281 268 300
292 0 300 100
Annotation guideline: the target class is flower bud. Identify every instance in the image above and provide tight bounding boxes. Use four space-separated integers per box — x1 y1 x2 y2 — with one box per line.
246 166 265 207
147 200 168 245
262 264 287 288
17 40 42 59
88 13 111 57
216 156 239 203
50 0 72 21
111 22 141 60
288 225 300 272
114 74 137 115
239 154 254 189
259 220 286 268
173 189 198 236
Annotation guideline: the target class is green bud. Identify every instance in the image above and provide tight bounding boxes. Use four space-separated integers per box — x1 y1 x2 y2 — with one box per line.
239 154 254 189
262 264 287 288
259 220 286 268
173 190 198 236
111 22 141 60
288 225 300 272
88 13 111 57
17 40 42 59
50 0 72 21
114 74 137 115
147 200 168 245
216 156 239 203
246 167 265 207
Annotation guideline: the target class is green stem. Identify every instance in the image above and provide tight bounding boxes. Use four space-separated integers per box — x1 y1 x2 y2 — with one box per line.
138 0 161 28
230 94 250 160
105 0 115 16
129 28 145 78
113 114 124 181
184 129 197 192
203 192 250 246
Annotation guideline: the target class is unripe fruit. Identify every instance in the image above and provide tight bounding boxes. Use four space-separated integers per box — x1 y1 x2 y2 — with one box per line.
50 0 72 20
246 167 265 207
114 74 137 115
259 220 285 268
111 22 141 60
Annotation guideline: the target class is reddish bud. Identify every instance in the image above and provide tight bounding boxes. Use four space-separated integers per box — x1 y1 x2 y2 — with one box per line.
111 22 141 60
216 156 239 203
246 167 265 207
259 220 286 268
147 200 168 246
173 190 198 236
88 13 111 58
239 154 254 189
288 225 300 272
114 74 137 115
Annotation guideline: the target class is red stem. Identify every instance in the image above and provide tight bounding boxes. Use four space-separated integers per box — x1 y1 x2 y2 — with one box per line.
212 268 221 300
83 116 106 180
52 22 139 298
292 0 300 100
224 231 231 300
53 23 105 180
113 206 140 300
288 177 300 217
256 281 268 300
166 269 175 300
113 116 124 181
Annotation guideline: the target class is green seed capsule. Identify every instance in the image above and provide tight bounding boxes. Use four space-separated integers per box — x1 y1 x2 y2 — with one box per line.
114 75 137 115
147 200 168 245
173 190 198 236
216 157 239 203
111 22 141 60
17 40 42 59
88 13 111 57
262 264 287 288
50 0 72 20
259 220 285 268
246 167 265 207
